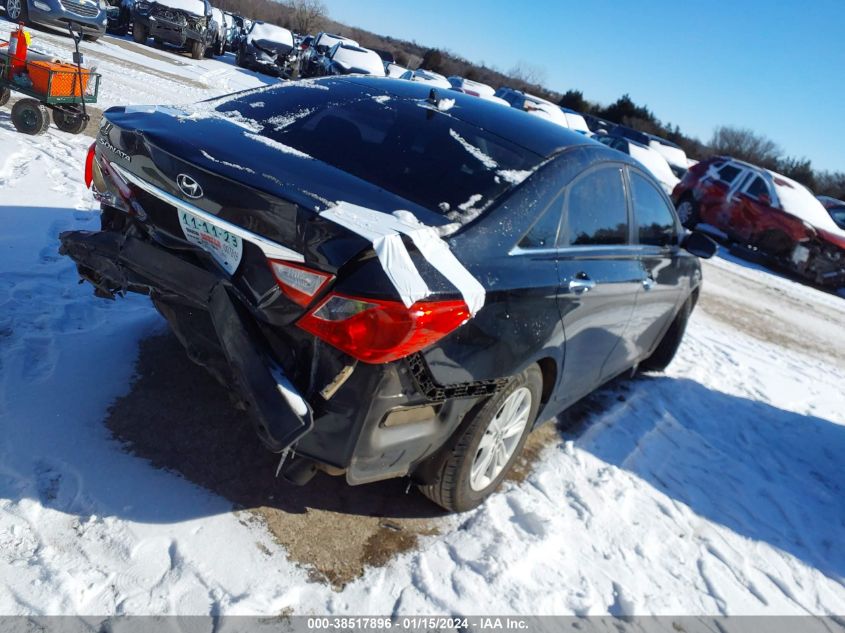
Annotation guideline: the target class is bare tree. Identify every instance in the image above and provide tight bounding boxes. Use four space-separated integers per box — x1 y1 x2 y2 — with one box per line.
507 60 547 87
708 126 782 168
285 0 326 35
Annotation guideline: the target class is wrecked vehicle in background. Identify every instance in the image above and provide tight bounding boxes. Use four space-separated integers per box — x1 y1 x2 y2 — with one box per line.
60 77 715 511
299 32 358 77
106 0 134 36
132 0 212 59
307 42 386 77
223 11 250 51
208 6 227 56
674 157 845 287
235 22 297 77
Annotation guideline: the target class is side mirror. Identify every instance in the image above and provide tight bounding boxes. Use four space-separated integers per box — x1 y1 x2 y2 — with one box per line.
682 230 718 259
758 193 771 206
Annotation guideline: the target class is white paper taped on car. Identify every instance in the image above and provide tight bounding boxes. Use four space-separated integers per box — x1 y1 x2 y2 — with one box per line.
320 202 486 315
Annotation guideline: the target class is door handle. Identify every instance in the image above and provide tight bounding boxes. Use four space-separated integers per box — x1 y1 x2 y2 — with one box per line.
568 275 596 294
642 275 655 291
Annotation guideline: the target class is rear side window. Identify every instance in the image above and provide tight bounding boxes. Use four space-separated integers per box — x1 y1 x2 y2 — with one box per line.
746 176 769 200
563 167 629 246
631 172 677 247
519 195 563 249
717 164 742 183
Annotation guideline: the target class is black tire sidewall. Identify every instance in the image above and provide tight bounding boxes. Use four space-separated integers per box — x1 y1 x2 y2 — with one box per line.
191 39 203 59
53 109 86 134
449 365 543 510
11 99 49 135
132 21 147 43
641 297 691 372
677 197 700 228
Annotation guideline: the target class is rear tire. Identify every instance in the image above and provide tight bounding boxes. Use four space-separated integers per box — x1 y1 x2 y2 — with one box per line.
640 297 692 372
418 364 542 512
53 108 87 134
132 20 148 44
190 39 204 59
676 196 700 228
11 98 50 135
0 86 10 107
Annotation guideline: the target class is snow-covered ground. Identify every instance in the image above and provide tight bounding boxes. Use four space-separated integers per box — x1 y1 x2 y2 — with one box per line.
1 25 844 617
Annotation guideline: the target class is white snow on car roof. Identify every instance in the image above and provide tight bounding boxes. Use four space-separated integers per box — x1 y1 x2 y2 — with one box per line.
332 45 385 76
408 69 451 88
628 142 679 194
523 100 569 127
768 170 845 236
562 110 590 133
451 77 495 98
154 0 206 15
649 140 688 170
318 33 358 48
248 23 293 47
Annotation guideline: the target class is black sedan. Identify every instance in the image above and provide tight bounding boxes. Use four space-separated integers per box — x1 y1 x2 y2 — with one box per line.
60 77 715 511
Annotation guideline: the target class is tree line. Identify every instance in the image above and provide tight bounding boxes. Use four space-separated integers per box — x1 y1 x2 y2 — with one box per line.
221 0 844 200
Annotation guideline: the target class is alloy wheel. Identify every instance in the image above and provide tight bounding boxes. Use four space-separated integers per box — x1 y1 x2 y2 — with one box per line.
469 386 531 491
7 0 22 20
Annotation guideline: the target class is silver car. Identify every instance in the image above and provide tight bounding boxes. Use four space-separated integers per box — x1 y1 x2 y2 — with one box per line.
3 0 107 41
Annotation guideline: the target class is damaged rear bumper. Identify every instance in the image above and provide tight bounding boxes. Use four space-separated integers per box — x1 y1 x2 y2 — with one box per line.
59 229 312 453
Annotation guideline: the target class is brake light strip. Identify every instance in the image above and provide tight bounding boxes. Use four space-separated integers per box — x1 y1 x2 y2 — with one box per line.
110 163 304 264
320 201 486 316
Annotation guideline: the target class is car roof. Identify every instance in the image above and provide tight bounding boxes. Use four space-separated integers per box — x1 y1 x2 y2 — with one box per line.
645 132 681 149
337 77 596 159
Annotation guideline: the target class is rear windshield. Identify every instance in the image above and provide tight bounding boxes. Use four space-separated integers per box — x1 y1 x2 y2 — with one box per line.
214 85 544 219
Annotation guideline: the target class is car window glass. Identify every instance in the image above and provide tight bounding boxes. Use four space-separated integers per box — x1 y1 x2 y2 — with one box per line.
746 176 769 200
631 172 677 247
519 196 562 249
216 87 544 215
717 164 741 183
563 167 628 246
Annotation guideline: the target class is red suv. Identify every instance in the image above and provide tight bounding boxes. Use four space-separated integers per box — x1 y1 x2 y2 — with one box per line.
672 156 845 287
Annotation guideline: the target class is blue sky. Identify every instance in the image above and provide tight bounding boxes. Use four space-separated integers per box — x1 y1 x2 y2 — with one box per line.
321 0 844 172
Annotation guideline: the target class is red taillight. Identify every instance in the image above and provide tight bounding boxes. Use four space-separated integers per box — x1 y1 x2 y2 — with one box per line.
466 89 480 97
269 259 333 307
298 293 470 364
84 142 96 189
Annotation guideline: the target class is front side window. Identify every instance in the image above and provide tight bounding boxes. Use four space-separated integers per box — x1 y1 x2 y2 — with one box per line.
631 171 677 247
563 167 629 246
